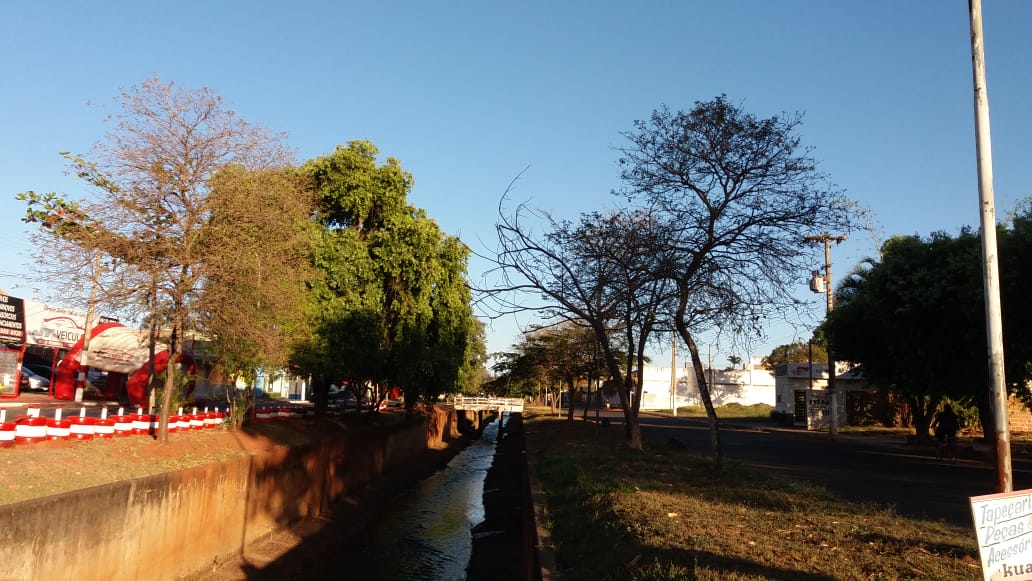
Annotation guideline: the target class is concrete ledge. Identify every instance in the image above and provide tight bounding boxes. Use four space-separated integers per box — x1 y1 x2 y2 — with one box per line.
0 407 457 581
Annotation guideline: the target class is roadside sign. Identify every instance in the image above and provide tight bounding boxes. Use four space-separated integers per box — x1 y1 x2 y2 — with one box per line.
970 489 1032 580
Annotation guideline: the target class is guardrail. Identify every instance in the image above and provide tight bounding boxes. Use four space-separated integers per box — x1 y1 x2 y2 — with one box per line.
452 396 524 413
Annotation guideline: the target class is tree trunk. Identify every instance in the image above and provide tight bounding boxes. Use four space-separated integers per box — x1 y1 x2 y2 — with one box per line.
158 322 180 444
566 381 577 421
680 329 723 469
623 408 643 450
910 393 941 443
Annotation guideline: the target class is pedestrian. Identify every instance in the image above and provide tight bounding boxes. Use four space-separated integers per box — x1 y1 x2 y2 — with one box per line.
931 403 959 462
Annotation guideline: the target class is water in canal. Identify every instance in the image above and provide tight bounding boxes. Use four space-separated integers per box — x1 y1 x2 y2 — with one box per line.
341 414 503 580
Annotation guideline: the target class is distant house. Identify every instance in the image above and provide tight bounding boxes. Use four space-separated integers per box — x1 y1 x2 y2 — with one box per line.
773 362 868 430
630 357 775 411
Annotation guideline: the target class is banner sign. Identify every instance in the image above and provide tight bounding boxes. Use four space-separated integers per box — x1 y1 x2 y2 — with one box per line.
0 294 26 345
971 488 1032 580
23 301 116 349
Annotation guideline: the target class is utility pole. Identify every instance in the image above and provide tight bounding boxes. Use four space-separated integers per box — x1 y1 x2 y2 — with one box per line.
968 0 1011 493
76 252 101 403
805 233 847 435
670 338 677 416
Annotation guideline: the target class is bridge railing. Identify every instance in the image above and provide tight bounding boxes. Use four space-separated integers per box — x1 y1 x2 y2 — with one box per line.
452 395 524 413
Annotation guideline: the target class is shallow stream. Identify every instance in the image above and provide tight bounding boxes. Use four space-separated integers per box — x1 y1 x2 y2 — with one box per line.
340 414 503 580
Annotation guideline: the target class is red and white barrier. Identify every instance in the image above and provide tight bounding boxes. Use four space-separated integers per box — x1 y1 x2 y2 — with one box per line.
94 407 115 438
131 409 150 435
188 408 204 430
14 416 47 444
111 407 132 436
46 408 71 440
68 408 96 440
0 410 15 448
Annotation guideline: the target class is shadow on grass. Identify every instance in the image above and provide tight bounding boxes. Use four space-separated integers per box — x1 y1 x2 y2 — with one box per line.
853 530 978 561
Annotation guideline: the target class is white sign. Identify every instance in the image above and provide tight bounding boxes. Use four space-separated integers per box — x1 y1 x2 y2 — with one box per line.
24 301 88 349
970 488 1032 580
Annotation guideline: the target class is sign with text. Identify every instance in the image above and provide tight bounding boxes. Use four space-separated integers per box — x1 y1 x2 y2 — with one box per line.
23 301 117 349
971 489 1032 580
0 294 26 345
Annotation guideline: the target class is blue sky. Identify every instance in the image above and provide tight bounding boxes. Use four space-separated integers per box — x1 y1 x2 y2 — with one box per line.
2 2 1030 366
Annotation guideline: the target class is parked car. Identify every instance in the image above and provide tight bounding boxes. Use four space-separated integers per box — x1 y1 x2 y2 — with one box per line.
19 368 51 392
24 364 54 381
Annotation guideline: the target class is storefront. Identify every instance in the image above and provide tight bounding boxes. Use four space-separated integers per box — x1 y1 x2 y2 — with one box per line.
0 293 27 397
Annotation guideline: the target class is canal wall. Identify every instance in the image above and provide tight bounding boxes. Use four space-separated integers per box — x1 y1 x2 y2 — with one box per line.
0 406 464 581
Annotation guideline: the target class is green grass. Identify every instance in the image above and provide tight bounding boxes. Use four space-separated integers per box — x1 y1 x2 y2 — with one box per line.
526 409 981 580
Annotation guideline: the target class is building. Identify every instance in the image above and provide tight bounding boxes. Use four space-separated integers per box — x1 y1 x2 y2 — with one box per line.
773 362 867 430
633 357 775 411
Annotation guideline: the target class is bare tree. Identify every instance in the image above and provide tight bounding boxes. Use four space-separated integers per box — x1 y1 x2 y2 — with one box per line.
20 76 294 441
486 196 674 450
617 96 856 467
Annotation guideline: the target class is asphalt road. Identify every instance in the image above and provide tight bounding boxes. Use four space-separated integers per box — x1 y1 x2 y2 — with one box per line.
599 410 1032 528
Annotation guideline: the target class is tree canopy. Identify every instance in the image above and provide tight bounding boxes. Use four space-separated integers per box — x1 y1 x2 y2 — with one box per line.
295 141 480 411
761 341 829 371
19 76 298 439
615 96 856 466
826 215 1032 438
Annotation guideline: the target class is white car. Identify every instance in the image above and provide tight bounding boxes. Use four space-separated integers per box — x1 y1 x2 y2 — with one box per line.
19 368 51 392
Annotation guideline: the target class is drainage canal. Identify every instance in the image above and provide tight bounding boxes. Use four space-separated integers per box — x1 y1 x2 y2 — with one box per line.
341 413 505 580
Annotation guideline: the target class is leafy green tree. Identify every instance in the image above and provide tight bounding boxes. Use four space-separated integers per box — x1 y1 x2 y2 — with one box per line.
826 232 986 439
761 341 828 370
296 141 480 412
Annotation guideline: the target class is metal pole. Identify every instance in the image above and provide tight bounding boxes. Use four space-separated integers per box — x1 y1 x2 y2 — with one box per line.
969 0 1011 492
670 338 677 416
76 253 100 402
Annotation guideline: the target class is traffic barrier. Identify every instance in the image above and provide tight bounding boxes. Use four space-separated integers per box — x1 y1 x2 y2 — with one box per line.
131 410 151 435
0 410 14 448
14 416 47 444
0 400 313 448
175 408 190 431
202 407 217 428
112 407 133 436
68 408 96 440
46 408 71 440
188 408 204 430
94 408 115 438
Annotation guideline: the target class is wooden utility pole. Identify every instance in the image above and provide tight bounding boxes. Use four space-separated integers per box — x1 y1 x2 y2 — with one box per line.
805 233 847 435
968 0 1011 492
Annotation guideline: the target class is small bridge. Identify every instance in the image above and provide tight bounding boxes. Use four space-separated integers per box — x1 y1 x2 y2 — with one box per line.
452 396 524 413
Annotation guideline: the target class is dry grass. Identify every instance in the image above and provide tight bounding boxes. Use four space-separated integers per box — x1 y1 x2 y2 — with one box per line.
526 409 981 581
0 411 411 506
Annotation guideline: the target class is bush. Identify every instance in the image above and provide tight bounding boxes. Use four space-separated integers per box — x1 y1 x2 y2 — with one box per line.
770 410 794 426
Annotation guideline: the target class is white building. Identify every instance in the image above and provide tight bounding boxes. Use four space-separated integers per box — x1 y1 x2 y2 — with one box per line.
773 362 867 430
634 357 775 410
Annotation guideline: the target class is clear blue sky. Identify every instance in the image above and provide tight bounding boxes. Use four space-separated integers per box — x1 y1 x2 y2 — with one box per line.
2 2 1030 366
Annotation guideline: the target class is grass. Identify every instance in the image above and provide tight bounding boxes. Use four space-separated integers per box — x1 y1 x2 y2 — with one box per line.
525 408 982 581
